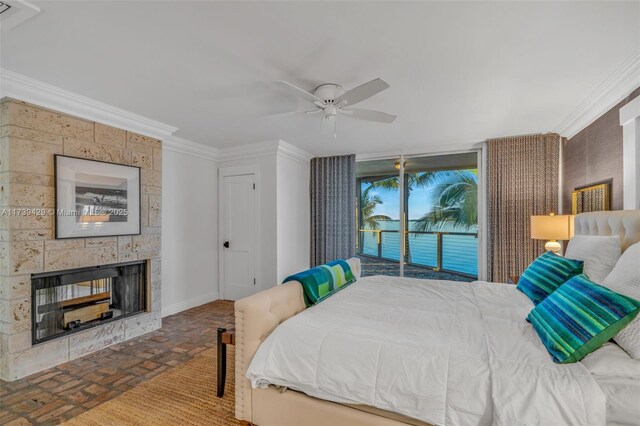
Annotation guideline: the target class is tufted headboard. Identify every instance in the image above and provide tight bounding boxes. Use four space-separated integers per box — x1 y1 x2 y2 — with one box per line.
574 210 640 252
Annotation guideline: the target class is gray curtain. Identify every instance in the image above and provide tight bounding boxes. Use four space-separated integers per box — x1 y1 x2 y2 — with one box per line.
310 154 356 266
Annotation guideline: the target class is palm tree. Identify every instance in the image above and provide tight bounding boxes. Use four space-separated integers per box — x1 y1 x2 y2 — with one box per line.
363 170 477 262
367 172 438 262
370 172 437 196
412 170 478 232
360 186 391 230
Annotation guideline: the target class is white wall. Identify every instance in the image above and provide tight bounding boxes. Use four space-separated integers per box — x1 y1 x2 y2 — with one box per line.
162 140 310 310
276 154 310 282
162 149 219 316
620 96 640 209
217 141 312 293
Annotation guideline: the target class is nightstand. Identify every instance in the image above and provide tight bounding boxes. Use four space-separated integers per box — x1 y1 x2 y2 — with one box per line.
507 276 520 285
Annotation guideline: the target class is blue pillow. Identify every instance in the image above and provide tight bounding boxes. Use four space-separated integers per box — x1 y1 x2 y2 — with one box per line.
516 251 583 305
528 274 640 363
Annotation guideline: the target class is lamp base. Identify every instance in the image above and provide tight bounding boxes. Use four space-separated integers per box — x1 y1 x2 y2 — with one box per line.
545 241 562 254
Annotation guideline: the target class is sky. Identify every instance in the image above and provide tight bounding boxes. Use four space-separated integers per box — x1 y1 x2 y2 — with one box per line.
363 183 434 221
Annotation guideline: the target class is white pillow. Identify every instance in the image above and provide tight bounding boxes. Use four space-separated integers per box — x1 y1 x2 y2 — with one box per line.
565 235 621 283
601 242 640 359
581 342 640 378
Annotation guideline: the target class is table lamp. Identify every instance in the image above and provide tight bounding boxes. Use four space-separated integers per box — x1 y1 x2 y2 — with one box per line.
531 213 574 254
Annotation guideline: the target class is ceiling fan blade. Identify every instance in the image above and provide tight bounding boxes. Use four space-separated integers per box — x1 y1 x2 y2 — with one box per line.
274 80 325 105
267 109 321 118
340 108 397 123
334 78 390 107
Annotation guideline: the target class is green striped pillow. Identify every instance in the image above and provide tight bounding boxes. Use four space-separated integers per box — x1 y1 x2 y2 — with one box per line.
528 274 640 363
516 251 583 305
283 260 356 307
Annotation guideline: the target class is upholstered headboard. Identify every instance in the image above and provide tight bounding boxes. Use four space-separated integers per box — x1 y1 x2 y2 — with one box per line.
574 211 640 252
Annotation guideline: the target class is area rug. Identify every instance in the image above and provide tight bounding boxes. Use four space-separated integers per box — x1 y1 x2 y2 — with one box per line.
64 347 239 425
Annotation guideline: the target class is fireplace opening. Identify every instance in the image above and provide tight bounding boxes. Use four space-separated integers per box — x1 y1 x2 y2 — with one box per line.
31 261 147 344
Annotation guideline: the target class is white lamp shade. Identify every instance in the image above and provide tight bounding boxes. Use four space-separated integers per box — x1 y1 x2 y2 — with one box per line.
531 215 572 241
568 215 575 239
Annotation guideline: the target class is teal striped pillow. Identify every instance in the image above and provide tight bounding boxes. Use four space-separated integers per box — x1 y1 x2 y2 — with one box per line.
318 260 355 290
528 274 640 364
283 260 356 307
516 251 583 305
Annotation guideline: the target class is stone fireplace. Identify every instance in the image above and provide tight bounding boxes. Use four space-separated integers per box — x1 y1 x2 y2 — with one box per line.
32 261 148 345
0 98 162 381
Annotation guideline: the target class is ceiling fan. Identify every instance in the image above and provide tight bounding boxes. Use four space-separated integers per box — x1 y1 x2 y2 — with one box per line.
274 78 397 136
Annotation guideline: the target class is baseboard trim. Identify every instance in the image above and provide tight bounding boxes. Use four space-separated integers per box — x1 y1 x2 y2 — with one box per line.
161 292 219 318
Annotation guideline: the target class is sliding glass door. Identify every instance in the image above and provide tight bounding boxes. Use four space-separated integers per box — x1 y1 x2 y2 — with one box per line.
357 158 402 277
356 152 479 281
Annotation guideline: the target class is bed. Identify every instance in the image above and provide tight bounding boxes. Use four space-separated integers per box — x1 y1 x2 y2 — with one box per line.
235 211 640 426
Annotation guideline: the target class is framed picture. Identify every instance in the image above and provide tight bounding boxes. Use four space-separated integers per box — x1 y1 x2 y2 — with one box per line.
571 180 611 215
55 155 141 239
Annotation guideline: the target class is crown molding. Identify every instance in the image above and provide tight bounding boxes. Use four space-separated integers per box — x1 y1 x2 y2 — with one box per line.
218 140 281 162
277 140 313 163
356 140 483 161
164 138 314 164
554 49 640 139
218 139 314 163
163 135 220 162
0 69 178 139
0 69 316 164
620 93 640 125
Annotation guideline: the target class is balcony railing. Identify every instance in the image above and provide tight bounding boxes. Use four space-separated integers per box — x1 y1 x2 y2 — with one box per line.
357 229 478 278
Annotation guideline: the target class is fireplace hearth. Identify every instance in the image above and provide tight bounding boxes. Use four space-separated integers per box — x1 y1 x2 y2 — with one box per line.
31 261 147 345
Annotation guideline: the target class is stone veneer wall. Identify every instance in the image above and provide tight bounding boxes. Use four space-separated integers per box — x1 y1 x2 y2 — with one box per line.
0 98 162 381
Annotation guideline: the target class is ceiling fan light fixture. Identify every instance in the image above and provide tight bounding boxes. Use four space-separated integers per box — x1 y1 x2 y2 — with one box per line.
394 161 407 170
324 105 338 117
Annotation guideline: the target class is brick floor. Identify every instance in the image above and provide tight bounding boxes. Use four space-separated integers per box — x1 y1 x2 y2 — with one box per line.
0 300 235 425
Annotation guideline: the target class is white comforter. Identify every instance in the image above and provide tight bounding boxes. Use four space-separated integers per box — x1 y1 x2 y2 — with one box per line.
247 276 606 426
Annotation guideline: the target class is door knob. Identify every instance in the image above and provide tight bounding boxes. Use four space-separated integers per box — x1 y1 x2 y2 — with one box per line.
223 241 230 248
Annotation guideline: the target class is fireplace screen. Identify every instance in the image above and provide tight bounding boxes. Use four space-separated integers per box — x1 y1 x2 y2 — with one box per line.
31 261 146 344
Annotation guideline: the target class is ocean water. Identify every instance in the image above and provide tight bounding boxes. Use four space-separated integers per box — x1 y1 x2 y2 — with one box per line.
359 220 478 277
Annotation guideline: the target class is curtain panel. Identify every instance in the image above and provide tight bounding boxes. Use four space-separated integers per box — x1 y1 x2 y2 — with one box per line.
310 154 356 266
487 133 562 283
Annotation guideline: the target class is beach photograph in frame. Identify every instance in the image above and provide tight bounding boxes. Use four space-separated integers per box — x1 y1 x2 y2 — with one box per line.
55 155 141 238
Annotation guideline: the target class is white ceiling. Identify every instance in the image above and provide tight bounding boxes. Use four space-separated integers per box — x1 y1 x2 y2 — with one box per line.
2 1 639 156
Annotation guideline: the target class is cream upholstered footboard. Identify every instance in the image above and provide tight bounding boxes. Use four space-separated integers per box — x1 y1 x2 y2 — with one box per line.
234 280 306 421
235 258 408 426
234 257 431 425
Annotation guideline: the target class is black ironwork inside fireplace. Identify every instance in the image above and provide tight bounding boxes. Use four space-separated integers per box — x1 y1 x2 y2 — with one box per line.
31 261 147 345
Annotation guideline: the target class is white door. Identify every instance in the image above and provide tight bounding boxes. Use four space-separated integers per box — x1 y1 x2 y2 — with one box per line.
222 173 257 300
